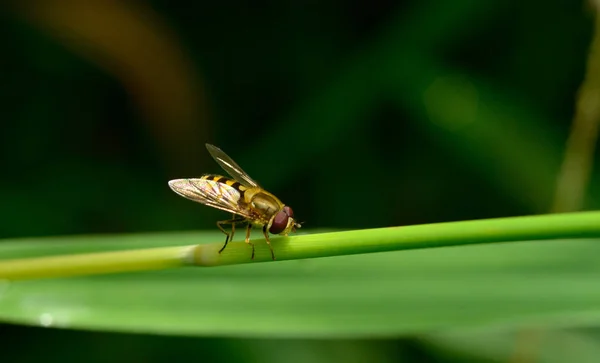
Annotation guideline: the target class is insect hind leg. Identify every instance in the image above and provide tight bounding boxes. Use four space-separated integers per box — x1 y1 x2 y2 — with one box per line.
262 225 275 260
216 214 245 254
245 223 255 259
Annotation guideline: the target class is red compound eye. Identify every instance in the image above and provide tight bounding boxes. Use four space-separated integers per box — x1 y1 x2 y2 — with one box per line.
269 210 289 234
283 206 294 218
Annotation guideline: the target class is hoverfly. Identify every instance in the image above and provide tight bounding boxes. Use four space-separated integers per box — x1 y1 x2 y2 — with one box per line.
168 144 301 260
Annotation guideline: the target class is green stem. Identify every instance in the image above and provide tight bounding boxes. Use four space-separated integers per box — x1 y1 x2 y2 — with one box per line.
2 211 600 280
0 246 196 281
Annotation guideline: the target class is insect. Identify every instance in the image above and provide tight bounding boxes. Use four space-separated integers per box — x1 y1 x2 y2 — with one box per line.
168 144 301 260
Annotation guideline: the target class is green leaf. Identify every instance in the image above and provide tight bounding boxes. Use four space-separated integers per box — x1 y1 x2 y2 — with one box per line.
3 230 600 338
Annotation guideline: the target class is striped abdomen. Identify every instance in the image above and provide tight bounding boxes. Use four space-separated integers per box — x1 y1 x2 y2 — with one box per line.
201 174 247 199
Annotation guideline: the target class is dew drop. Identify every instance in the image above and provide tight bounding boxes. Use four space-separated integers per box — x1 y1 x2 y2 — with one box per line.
39 313 54 327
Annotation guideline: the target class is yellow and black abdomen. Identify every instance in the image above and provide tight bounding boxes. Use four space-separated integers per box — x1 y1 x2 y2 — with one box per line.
200 174 248 199
201 174 282 219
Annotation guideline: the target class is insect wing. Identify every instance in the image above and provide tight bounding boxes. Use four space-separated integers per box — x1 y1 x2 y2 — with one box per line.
168 178 254 219
205 143 260 188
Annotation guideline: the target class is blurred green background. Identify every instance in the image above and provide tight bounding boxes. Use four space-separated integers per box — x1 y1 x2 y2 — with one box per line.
0 0 597 362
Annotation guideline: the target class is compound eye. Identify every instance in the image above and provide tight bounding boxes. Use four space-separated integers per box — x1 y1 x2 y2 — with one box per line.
283 206 294 218
269 210 289 234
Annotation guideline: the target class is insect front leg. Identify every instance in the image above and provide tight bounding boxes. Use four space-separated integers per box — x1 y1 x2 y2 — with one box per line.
262 225 276 260
244 223 256 260
216 214 245 254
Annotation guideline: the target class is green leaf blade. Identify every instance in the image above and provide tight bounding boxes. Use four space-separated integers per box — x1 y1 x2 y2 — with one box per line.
3 235 600 338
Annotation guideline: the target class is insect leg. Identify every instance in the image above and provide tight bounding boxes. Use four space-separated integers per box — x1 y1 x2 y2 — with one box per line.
262 225 275 260
229 213 237 245
245 223 255 259
216 214 245 254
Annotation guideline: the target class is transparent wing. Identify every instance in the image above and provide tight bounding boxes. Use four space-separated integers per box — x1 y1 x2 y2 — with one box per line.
205 144 260 188
168 178 255 219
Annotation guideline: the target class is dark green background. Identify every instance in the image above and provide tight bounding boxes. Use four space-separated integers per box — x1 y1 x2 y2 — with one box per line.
0 1 594 362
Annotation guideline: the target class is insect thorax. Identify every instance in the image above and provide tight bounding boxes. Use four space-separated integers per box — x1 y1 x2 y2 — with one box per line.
248 191 282 217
